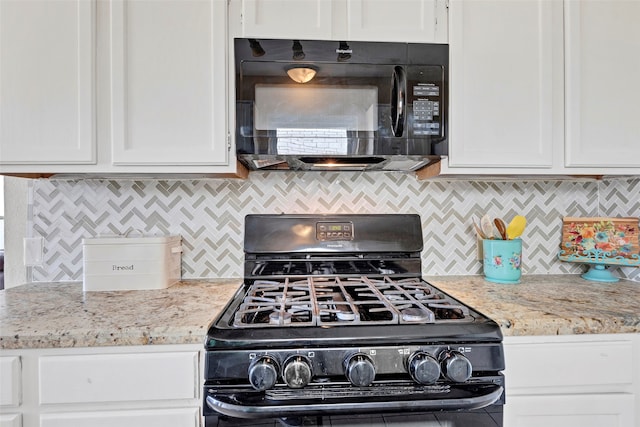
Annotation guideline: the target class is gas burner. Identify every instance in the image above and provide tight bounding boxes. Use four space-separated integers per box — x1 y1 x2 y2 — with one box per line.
336 310 357 321
401 307 433 323
269 311 292 325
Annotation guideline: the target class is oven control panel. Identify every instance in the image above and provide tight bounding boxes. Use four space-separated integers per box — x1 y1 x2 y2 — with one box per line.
316 222 354 241
205 343 504 391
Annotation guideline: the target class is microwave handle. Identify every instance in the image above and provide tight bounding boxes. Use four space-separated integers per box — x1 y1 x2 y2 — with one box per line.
391 66 406 137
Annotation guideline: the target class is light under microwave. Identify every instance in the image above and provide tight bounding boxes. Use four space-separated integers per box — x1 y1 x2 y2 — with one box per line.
234 38 448 172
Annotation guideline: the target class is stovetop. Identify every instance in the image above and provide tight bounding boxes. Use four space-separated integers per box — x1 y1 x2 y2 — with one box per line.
233 276 468 328
206 277 502 350
206 214 503 349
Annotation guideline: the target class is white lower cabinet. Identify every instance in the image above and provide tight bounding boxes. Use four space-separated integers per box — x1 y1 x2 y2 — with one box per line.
39 408 199 427
0 414 21 427
0 356 21 427
38 352 197 404
0 357 21 407
506 394 634 427
504 334 639 427
0 345 202 427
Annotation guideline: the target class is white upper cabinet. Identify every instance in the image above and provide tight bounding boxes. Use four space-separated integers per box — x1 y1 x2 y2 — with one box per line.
343 0 447 43
447 0 557 169
110 0 228 166
0 0 96 165
239 0 334 40
0 0 239 176
564 0 640 168
445 0 640 175
234 0 447 43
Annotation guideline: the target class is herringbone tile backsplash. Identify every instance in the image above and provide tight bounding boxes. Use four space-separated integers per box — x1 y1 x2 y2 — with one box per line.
28 174 640 282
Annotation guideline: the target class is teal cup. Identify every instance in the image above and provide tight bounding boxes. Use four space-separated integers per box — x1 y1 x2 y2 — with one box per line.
483 239 522 284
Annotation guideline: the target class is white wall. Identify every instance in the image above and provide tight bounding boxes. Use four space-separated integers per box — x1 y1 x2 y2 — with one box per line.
3 176 29 288
0 175 4 249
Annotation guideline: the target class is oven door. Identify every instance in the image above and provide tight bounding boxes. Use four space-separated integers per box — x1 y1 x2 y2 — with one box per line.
204 379 504 426
205 406 503 426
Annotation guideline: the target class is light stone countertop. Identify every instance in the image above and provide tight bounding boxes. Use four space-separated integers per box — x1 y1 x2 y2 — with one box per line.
0 279 241 349
1 275 639 350
425 274 640 336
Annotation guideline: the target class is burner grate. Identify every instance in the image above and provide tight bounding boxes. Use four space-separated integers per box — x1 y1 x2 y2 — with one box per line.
232 276 469 328
233 279 316 327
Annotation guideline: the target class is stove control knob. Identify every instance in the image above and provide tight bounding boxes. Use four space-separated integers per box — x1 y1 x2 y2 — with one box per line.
345 353 376 387
408 352 441 385
439 350 472 383
248 356 279 391
282 356 313 389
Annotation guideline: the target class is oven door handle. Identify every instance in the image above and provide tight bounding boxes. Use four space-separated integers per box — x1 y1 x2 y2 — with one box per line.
206 385 503 419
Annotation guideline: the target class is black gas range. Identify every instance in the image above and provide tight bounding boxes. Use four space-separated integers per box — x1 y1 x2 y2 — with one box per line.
204 214 504 426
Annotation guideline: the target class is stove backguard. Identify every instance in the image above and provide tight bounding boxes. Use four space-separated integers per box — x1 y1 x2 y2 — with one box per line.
243 214 424 256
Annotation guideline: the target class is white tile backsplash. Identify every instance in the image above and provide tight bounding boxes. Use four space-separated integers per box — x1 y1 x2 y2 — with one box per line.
28 173 639 282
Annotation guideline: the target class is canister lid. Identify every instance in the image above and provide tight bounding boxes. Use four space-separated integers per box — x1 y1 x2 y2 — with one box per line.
82 234 181 245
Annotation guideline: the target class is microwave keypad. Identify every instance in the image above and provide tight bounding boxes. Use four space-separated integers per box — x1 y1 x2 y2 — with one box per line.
414 100 439 120
412 83 441 136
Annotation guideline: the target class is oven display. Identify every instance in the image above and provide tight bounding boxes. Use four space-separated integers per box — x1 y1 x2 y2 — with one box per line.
316 222 353 241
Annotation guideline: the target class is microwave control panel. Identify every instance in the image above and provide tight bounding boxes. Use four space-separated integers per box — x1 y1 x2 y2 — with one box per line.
408 66 444 138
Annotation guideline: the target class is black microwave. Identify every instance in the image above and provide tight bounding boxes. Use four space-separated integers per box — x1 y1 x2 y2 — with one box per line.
234 38 448 172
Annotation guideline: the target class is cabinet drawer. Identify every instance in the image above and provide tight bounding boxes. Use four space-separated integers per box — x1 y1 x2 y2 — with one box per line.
505 393 634 427
505 339 633 390
39 351 198 404
40 408 198 427
0 357 21 407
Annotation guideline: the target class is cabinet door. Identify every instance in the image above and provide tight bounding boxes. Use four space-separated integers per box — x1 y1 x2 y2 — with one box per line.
0 414 21 427
345 0 447 43
0 356 21 407
505 339 633 391
565 0 640 167
239 0 333 39
0 0 95 164
505 394 635 427
448 0 555 168
110 0 228 165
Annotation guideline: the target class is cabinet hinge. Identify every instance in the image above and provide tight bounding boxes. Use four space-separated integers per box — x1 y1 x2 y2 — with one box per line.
227 133 232 151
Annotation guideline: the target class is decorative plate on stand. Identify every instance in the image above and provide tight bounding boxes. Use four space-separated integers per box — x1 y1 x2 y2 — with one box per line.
558 217 640 282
